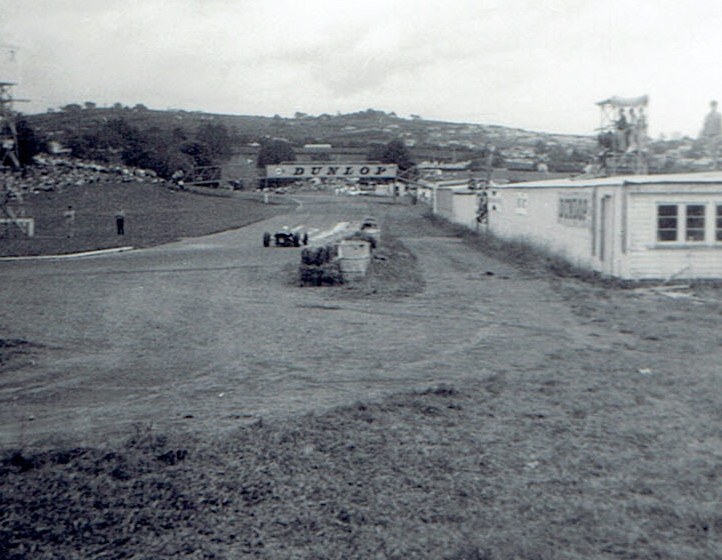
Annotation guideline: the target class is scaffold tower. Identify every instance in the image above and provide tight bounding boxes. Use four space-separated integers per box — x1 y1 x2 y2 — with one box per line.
0 45 33 237
595 94 649 175
0 79 20 168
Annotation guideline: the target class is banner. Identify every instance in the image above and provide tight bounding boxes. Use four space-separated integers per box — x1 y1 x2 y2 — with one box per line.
266 163 398 179
558 192 592 227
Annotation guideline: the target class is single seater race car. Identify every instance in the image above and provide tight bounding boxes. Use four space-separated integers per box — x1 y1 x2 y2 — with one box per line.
263 227 309 247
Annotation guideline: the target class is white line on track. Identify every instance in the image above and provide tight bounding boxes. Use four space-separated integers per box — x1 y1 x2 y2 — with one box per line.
311 221 349 241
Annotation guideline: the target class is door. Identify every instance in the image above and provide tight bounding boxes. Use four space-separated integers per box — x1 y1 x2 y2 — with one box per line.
600 195 615 275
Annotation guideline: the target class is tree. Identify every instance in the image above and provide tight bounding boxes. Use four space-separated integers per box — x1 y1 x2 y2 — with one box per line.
366 142 386 162
67 132 107 161
171 126 187 143
15 119 44 165
196 122 232 160
180 141 214 167
256 138 295 168
381 138 414 172
84 101 97 110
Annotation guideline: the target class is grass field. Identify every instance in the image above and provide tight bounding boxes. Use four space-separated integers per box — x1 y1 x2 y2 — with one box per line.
0 183 289 257
1 193 721 559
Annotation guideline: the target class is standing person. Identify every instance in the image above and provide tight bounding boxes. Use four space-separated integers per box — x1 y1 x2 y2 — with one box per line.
701 100 722 169
63 205 76 238
115 210 125 236
627 108 638 151
615 109 628 152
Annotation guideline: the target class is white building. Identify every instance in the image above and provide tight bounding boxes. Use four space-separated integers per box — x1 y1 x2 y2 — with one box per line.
486 172 722 280
418 179 482 229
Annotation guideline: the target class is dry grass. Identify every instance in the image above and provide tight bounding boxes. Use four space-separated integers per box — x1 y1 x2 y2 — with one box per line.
423 212 634 288
3 368 721 559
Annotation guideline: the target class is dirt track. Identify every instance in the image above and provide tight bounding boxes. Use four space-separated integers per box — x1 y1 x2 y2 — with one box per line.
1 195 721 449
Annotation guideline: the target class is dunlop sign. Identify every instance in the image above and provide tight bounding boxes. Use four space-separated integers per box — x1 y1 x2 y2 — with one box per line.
558 193 592 227
267 163 398 179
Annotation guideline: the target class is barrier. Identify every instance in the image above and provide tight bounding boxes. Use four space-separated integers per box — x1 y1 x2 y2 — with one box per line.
338 239 371 281
0 218 34 237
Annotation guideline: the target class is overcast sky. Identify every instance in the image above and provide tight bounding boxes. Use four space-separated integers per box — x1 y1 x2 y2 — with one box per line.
2 0 722 137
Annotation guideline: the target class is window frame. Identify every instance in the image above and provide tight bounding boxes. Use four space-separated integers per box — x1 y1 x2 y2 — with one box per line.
715 204 722 242
656 203 679 243
685 204 706 243
655 202 709 245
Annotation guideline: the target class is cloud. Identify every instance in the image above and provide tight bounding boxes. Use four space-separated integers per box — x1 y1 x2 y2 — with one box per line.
3 0 722 134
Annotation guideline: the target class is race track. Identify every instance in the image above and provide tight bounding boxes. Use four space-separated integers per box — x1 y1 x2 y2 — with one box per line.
0 196 617 447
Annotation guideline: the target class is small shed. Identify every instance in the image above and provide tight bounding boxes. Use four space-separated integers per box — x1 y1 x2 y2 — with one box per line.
426 179 482 230
487 171 722 280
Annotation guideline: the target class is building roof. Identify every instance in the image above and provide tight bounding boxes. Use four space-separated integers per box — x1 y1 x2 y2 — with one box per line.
596 94 649 108
498 171 722 190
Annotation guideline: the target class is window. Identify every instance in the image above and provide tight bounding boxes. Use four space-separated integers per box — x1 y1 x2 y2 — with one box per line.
685 205 705 241
716 205 722 241
657 205 678 242
657 204 708 243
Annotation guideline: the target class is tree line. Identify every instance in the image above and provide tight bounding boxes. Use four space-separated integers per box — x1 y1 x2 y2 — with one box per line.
2 114 237 180
6 110 416 184
65 119 234 179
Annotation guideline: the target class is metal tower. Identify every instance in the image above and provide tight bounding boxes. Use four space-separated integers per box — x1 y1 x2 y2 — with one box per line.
0 45 20 168
0 45 33 238
0 80 20 168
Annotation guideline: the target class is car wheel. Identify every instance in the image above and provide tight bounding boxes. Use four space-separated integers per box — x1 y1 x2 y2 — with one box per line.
263 232 271 247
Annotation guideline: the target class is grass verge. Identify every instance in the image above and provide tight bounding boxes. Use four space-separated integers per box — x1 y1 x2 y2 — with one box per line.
3 374 721 559
423 212 635 288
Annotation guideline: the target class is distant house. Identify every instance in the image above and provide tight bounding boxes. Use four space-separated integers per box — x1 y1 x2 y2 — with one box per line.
303 144 332 152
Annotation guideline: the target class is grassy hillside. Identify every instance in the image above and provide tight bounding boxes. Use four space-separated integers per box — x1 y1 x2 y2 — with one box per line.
23 106 595 158
0 183 289 257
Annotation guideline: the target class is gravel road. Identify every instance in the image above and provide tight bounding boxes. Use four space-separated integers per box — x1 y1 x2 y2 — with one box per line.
1 195 719 448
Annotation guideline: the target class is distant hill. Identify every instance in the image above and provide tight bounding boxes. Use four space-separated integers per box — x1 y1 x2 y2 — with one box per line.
23 106 596 164
18 105 716 177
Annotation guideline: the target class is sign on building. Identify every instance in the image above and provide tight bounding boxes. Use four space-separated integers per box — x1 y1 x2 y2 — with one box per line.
558 192 592 227
266 163 398 179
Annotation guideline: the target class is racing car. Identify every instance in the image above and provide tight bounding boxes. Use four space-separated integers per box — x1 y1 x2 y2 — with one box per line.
263 227 309 247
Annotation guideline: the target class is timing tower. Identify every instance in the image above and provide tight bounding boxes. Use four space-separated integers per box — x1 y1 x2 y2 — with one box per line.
595 94 649 176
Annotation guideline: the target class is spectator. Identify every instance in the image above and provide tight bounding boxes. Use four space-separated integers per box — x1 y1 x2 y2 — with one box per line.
701 100 722 168
63 205 76 238
115 210 125 235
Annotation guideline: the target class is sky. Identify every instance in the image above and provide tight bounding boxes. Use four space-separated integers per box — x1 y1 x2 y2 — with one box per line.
2 0 722 138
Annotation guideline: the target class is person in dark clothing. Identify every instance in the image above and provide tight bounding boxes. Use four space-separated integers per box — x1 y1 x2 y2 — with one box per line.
115 210 125 235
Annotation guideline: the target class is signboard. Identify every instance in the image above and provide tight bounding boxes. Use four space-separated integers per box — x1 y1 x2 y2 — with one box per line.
558 192 592 227
266 163 397 179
